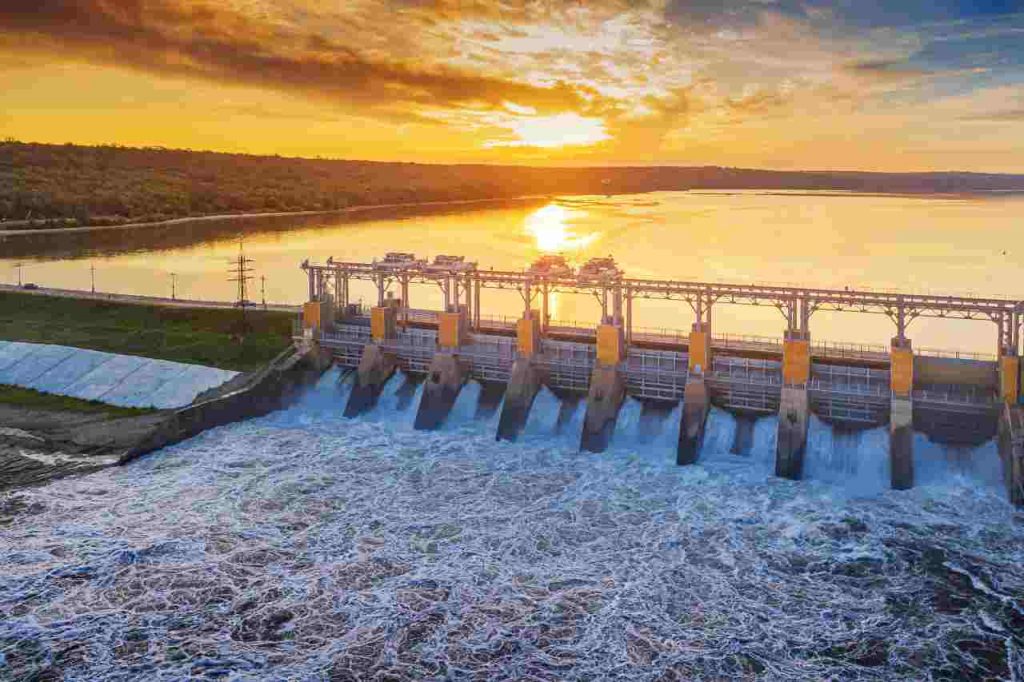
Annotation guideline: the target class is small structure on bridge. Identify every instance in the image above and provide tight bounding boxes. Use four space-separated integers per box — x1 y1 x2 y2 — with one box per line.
298 253 1024 506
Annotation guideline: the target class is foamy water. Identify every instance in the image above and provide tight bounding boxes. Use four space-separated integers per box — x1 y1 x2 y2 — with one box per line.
1 369 1022 680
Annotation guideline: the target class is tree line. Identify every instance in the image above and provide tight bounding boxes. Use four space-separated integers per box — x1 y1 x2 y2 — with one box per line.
2 140 1022 228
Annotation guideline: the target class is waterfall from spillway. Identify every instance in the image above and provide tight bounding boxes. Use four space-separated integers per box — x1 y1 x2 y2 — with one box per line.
299 372 1005 501
803 416 890 496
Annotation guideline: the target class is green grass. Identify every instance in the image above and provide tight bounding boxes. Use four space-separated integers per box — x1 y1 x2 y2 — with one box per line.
0 292 293 372
0 384 155 416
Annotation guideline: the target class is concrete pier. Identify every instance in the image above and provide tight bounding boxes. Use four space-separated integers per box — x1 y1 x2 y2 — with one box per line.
678 323 712 465
344 344 398 417
678 377 710 465
890 397 914 490
999 404 1023 506
497 357 543 441
414 352 466 430
496 314 543 441
581 323 626 452
580 364 626 452
775 331 811 480
775 385 810 480
370 305 397 341
889 339 915 489
999 352 1020 405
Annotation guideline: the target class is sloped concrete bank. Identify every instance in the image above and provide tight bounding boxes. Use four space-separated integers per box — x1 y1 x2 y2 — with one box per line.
119 344 333 464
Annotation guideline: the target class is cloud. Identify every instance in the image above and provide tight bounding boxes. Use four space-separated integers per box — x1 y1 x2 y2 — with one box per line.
962 108 1024 121
1 0 1020 168
0 0 590 115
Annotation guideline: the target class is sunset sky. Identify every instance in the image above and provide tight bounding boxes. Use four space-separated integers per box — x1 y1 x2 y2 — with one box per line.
1 1 1023 171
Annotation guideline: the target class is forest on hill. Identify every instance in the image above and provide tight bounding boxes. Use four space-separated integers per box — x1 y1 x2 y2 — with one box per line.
3 140 1024 229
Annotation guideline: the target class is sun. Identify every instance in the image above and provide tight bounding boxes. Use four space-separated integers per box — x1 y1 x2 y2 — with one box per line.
486 113 610 149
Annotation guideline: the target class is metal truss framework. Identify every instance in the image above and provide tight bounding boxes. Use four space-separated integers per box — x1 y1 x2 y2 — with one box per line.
302 257 1023 355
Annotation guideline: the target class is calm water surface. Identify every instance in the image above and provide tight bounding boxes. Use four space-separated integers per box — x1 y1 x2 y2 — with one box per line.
2 190 1021 352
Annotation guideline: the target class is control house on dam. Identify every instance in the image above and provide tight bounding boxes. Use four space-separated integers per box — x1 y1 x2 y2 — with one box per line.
295 253 1024 506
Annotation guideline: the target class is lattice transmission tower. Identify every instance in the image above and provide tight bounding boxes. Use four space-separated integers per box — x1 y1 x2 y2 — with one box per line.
228 238 255 332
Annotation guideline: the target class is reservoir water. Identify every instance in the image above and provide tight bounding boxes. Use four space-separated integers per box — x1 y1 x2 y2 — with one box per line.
1 369 1022 679
3 190 1023 352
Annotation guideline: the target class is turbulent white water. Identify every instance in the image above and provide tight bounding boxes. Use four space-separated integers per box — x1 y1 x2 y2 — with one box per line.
1 369 1023 680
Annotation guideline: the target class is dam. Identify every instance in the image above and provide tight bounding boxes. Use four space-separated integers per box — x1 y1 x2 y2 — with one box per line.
296 253 1024 505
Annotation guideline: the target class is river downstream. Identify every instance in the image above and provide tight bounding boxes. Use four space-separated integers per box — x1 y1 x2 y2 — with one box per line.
1 370 1022 679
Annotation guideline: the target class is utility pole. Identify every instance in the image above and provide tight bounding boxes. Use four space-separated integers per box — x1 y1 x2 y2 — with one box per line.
170 272 177 300
14 262 22 287
261 275 267 309
228 237 255 334
90 263 95 294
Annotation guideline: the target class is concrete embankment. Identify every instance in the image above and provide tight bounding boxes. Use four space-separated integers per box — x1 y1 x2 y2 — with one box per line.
0 340 239 409
119 344 332 464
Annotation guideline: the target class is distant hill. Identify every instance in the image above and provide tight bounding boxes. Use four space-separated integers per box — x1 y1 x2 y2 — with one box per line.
2 140 1023 228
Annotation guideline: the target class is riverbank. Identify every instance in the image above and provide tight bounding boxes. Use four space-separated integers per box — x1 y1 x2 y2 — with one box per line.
0 195 551 236
0 290 326 492
0 289 294 372
0 401 166 492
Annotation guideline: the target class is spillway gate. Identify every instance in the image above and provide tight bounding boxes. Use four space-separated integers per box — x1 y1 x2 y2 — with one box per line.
297 253 1024 504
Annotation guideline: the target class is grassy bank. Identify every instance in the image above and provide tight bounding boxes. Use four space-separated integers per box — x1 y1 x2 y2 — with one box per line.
0 291 293 372
0 384 153 416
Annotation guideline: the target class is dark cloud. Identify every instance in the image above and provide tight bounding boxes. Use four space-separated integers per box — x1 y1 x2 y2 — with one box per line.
841 59 933 81
0 0 590 115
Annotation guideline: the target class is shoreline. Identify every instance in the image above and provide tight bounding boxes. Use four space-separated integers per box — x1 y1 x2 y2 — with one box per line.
3 187 1020 237
0 195 554 237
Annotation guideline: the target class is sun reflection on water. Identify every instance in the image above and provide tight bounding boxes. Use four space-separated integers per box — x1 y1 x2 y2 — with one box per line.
525 203 597 253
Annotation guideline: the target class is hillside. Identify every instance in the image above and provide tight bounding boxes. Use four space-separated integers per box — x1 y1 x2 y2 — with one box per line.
2 140 1023 228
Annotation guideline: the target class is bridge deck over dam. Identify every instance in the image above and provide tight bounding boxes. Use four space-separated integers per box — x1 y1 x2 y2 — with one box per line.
295 253 1024 506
